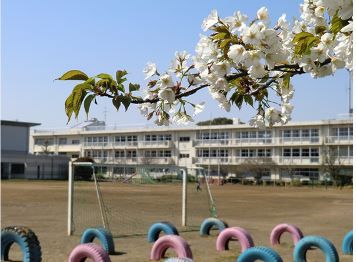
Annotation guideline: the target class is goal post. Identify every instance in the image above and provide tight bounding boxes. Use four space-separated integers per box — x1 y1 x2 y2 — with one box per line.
68 161 109 236
68 162 217 236
67 160 73 236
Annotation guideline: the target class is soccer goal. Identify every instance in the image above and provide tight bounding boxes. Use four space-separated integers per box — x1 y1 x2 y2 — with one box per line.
67 161 217 237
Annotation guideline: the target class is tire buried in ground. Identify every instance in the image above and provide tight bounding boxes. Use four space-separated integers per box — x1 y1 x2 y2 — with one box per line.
1 226 42 262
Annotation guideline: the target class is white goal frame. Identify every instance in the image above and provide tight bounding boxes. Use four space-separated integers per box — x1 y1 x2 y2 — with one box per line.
67 161 190 236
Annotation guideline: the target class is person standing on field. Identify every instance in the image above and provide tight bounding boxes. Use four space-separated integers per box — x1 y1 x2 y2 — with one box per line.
196 180 202 192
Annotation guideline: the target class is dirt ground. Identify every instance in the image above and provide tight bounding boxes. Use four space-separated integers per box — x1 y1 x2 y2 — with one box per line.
1 180 353 262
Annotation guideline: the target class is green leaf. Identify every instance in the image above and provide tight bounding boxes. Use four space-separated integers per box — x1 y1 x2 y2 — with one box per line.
121 96 131 111
292 32 315 43
65 93 75 123
219 39 231 49
330 10 349 36
148 80 157 88
84 94 96 117
84 77 96 85
230 92 243 109
117 84 125 93
112 95 131 111
96 73 113 80
282 73 291 88
292 32 320 56
72 84 90 118
57 70 89 81
244 95 254 107
66 83 92 121
65 83 93 122
212 32 227 41
213 26 230 34
129 83 140 92
112 96 121 111
116 70 128 84
315 26 326 35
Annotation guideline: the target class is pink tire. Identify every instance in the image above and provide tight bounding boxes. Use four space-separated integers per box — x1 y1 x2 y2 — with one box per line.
216 227 254 252
150 235 193 261
69 243 111 262
270 223 303 246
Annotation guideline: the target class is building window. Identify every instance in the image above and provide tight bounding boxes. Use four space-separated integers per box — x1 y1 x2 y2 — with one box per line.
179 137 190 142
240 132 248 139
301 148 310 157
127 150 137 158
115 151 125 158
203 150 209 157
164 151 171 157
115 136 126 142
35 139 53 145
257 149 270 157
35 139 44 145
127 136 137 142
257 149 264 157
339 127 349 137
311 129 319 137
302 129 310 137
292 148 300 157
310 148 319 157
338 146 348 157
179 154 190 158
241 149 249 157
219 150 228 157
11 163 25 174
283 130 291 138
72 154 79 158
292 130 300 137
257 131 265 138
283 148 291 157
266 149 271 157
249 131 257 138
249 149 256 157
59 138 67 145
72 140 80 145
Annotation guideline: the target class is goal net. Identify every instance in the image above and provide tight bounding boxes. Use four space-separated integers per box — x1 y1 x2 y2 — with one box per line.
68 162 217 237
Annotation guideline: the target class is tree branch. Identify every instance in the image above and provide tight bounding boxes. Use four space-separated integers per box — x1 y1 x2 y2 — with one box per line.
98 58 332 105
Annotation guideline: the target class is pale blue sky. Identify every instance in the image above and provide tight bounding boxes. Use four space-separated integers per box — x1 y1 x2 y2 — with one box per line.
1 1 350 128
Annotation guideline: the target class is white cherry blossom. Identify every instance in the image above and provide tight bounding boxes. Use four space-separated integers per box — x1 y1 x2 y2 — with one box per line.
202 10 219 31
143 62 157 79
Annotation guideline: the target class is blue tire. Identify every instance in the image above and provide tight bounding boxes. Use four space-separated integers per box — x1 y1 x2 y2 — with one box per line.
80 227 115 255
1 226 42 262
237 246 282 262
147 222 179 243
199 218 228 236
293 235 339 262
342 231 353 255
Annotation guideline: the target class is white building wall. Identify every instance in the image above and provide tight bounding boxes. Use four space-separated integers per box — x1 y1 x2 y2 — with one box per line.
30 119 353 181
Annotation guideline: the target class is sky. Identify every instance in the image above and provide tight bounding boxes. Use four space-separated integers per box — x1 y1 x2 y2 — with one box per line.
1 0 351 129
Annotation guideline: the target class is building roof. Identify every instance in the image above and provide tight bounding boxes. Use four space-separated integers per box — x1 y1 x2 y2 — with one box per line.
31 118 353 136
1 120 41 127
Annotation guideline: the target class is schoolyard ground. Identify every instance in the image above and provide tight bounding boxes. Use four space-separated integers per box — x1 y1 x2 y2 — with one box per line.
1 180 352 262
